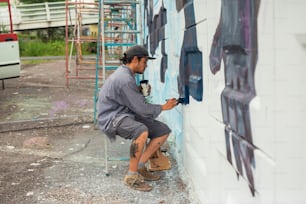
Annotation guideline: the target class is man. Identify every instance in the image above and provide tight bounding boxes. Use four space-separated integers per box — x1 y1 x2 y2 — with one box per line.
97 45 177 192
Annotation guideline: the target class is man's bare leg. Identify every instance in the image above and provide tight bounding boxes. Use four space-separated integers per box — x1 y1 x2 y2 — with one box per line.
128 131 148 172
124 131 152 192
135 134 169 181
139 134 169 165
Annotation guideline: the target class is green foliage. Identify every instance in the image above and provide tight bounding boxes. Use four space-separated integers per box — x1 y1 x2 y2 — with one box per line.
18 33 95 57
19 39 66 56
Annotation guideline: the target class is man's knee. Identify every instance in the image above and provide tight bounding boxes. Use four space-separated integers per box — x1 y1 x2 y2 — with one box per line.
130 131 148 158
155 133 170 141
134 131 148 144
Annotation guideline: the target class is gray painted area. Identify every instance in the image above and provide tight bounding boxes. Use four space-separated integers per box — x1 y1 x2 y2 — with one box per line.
209 0 260 196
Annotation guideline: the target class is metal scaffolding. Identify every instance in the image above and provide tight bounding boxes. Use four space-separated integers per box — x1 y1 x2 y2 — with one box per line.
94 0 142 123
65 0 99 87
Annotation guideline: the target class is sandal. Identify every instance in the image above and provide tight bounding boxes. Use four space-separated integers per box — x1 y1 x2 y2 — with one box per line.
124 174 153 192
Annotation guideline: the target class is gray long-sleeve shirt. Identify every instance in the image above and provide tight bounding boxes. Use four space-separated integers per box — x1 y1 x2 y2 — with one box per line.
97 65 162 141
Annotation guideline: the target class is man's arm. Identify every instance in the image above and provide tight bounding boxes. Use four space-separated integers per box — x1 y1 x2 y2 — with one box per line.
120 81 177 118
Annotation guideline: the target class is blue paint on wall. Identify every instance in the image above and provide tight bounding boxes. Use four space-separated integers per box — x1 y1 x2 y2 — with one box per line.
145 0 203 104
176 0 203 104
143 0 186 158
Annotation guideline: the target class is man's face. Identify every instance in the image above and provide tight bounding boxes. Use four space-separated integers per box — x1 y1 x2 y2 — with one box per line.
135 57 148 74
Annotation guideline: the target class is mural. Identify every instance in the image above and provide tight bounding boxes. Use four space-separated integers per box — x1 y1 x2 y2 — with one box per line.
209 0 261 196
144 0 168 82
176 0 203 104
144 0 203 104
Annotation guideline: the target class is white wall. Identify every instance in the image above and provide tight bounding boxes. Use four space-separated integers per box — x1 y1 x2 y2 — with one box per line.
144 0 306 203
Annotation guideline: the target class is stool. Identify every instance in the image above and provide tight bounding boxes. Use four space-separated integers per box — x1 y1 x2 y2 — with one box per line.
103 135 129 176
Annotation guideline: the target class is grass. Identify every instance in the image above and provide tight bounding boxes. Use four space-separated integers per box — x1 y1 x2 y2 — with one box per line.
21 59 55 65
19 40 66 56
17 33 97 65
18 36 96 57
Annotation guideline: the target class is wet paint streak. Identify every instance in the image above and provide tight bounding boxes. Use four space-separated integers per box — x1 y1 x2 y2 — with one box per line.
49 101 70 117
48 98 90 117
74 99 89 107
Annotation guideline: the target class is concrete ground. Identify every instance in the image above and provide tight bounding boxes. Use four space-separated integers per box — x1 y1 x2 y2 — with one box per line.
0 60 193 204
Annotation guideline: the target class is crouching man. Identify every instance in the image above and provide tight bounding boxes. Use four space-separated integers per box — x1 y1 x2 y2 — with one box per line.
97 45 177 191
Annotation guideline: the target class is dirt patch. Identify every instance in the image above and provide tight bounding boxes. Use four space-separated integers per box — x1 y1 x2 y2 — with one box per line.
0 60 94 122
0 60 194 204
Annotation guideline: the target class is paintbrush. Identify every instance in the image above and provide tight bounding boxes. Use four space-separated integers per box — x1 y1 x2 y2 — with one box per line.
166 97 186 105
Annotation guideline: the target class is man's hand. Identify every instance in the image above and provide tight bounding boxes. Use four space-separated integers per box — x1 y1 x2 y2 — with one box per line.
139 84 151 96
161 98 177 110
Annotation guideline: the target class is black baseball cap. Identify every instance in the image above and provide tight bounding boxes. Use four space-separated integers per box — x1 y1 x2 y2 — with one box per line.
124 45 156 60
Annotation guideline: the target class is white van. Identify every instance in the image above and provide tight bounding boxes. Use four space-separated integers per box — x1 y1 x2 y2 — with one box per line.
0 0 20 83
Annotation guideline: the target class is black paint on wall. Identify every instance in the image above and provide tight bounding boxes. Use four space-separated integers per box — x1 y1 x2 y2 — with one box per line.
145 0 168 82
209 0 261 196
177 0 203 104
145 0 203 103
